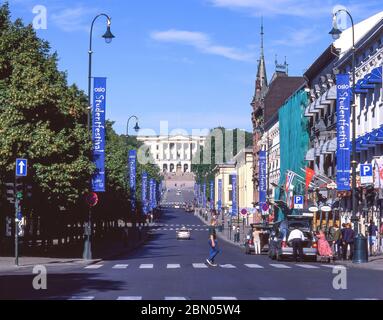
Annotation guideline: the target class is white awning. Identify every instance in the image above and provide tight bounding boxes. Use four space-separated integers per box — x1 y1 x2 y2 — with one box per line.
305 148 315 161
315 147 321 157
326 85 336 100
320 141 331 154
327 138 337 153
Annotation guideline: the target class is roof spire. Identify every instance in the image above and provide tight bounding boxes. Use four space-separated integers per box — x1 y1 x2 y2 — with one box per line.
261 16 264 58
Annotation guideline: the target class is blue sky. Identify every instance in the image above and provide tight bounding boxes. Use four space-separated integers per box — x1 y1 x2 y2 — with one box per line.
6 0 383 135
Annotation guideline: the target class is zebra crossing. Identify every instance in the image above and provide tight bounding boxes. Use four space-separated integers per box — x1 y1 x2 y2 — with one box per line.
84 263 342 271
67 296 376 301
151 223 209 232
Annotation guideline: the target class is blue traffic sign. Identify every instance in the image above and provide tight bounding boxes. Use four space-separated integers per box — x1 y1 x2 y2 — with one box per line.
16 159 28 177
360 164 373 184
294 196 304 209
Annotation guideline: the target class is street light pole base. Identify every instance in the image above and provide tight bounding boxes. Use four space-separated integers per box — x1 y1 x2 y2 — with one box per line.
83 239 92 260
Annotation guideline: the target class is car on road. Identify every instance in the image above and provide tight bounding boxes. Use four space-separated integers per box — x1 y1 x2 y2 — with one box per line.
185 203 194 212
244 223 273 255
176 226 191 240
268 215 318 261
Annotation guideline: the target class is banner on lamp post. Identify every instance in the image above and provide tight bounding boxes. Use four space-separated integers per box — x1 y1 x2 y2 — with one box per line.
142 172 148 215
231 174 237 217
129 150 137 210
91 77 107 192
149 179 154 212
336 74 351 191
259 150 267 207
210 180 214 210
218 179 222 213
202 183 206 209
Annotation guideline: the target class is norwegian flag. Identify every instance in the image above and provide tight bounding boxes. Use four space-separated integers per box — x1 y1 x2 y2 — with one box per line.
285 171 296 194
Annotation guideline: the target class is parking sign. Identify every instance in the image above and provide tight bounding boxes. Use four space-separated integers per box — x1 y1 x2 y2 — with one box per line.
360 164 373 185
294 196 304 210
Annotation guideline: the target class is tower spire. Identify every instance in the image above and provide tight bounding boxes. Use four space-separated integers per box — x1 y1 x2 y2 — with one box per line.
261 16 264 58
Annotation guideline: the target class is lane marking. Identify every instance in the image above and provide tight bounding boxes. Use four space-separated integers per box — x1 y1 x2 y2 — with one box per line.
220 264 237 269
354 298 379 300
245 264 264 269
117 296 142 300
295 264 320 269
112 264 129 269
167 264 181 269
193 263 209 269
68 296 95 300
165 297 187 300
307 298 332 300
270 264 291 269
212 297 238 300
259 297 286 300
84 265 103 269
140 264 154 269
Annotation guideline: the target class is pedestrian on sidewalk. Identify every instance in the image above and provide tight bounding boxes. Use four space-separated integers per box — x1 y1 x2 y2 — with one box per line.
288 227 305 262
342 223 355 261
253 228 262 255
368 220 378 256
206 218 220 267
333 224 342 260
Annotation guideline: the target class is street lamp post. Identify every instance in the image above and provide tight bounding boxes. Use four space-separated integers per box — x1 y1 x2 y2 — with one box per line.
329 10 368 263
83 13 115 261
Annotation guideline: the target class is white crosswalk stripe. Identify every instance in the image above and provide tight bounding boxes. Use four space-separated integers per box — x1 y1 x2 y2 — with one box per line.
295 264 320 269
245 264 264 269
140 264 154 269
321 265 344 269
270 264 291 269
84 265 103 269
212 297 238 300
259 297 286 300
307 298 332 300
167 264 181 269
68 296 95 300
112 264 129 269
220 264 236 269
193 263 208 269
165 297 187 300
117 296 143 300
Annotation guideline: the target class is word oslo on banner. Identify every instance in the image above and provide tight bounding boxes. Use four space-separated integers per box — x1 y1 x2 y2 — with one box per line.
92 77 106 192
336 74 351 191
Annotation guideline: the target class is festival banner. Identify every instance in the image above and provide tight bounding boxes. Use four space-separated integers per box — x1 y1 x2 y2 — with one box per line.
231 174 237 216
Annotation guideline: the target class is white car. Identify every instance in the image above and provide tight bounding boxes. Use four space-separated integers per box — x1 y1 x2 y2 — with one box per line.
177 227 191 240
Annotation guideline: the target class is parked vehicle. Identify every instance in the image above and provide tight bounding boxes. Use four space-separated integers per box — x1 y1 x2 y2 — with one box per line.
244 223 273 255
177 226 191 240
268 215 318 261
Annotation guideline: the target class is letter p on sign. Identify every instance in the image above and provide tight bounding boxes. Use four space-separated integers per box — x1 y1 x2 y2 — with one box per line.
360 164 373 185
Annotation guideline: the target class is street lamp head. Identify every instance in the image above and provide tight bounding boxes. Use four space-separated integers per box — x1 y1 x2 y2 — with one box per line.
329 14 342 40
134 122 140 133
102 20 115 44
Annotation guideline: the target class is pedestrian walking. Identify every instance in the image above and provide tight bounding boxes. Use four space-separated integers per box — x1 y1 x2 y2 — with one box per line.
253 228 262 255
288 227 305 262
368 220 378 256
317 230 333 258
206 218 220 267
333 224 342 260
342 223 355 261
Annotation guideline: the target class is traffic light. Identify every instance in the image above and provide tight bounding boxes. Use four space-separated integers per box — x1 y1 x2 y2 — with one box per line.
5 183 15 203
15 178 23 201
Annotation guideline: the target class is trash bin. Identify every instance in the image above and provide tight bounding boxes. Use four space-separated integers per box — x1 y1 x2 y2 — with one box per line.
353 234 368 264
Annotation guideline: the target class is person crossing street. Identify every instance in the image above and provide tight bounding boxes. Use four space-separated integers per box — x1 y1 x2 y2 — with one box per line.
206 218 220 267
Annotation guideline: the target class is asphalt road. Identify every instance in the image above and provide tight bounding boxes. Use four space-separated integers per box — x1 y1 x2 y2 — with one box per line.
1 206 383 300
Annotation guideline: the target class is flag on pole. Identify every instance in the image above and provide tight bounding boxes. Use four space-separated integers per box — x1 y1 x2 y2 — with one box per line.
305 168 315 190
285 171 295 194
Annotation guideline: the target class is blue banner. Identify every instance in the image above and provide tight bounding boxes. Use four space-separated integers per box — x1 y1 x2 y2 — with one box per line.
259 150 267 205
231 174 237 216
336 74 351 191
142 172 148 215
153 182 157 209
210 180 214 210
129 150 137 209
202 183 206 208
218 179 222 213
92 77 106 192
149 179 154 211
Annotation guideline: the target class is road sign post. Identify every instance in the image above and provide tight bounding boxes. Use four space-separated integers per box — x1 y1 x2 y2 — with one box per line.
14 159 27 266
360 164 373 185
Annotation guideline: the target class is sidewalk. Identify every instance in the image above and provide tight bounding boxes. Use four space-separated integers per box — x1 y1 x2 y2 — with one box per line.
337 255 383 271
0 225 152 273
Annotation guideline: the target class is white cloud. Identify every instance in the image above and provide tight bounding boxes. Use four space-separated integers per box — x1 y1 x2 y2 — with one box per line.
51 6 98 32
150 29 255 62
209 0 383 18
273 27 322 47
